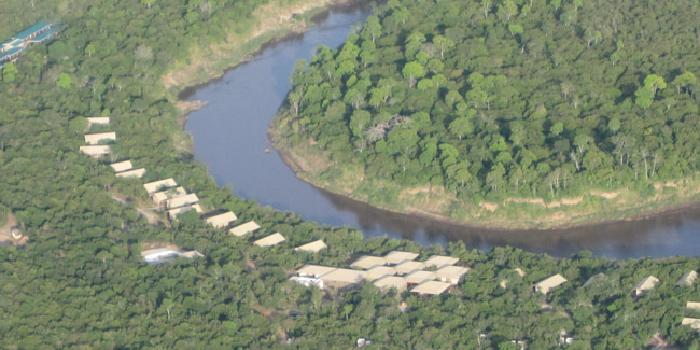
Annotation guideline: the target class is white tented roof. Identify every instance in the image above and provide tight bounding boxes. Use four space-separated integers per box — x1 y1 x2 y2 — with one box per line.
534 274 568 295
110 160 133 172
144 178 178 194
253 233 286 247
294 239 327 253
229 221 261 237
206 211 238 228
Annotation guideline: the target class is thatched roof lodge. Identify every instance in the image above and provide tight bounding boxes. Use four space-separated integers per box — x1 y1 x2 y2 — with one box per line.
405 270 436 285
152 187 186 207
434 266 470 285
297 265 337 278
384 251 419 265
116 168 146 179
423 255 460 269
687 301 700 311
411 280 451 295
86 117 110 127
350 255 387 270
294 239 327 253
534 274 567 295
319 268 364 289
253 233 286 247
110 160 132 172
362 266 396 281
373 276 408 293
167 204 203 220
681 318 700 330
205 211 238 228
84 131 116 145
79 144 111 158
166 193 199 209
144 178 177 195
229 221 260 237
633 276 659 296
678 271 698 286
394 261 425 275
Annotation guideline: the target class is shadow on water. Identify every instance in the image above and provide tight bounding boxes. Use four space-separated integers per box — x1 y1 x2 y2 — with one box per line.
184 1 700 259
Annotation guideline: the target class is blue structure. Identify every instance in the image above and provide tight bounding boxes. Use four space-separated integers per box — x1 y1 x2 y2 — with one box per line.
1 21 58 68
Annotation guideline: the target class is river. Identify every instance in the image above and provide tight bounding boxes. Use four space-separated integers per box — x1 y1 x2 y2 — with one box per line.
184 2 700 258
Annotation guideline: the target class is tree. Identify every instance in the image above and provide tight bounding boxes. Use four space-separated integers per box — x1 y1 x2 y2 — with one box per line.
56 73 72 89
2 63 17 83
432 34 454 59
402 61 425 87
449 117 474 140
673 71 697 95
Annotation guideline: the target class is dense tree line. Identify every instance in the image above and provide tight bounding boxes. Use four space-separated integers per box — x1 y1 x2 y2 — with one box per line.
281 0 700 204
0 0 699 348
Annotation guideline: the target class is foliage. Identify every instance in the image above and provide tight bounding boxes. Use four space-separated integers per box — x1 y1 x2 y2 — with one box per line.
0 0 699 348
282 0 700 203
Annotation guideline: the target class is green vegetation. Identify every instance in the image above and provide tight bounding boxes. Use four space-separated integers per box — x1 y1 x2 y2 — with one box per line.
276 0 700 228
0 0 699 348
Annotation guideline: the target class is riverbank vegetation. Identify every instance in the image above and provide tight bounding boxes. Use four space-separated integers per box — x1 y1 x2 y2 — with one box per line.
1 0 700 348
275 0 700 228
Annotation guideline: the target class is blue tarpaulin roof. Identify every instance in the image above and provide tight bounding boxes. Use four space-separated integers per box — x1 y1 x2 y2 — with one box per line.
14 21 51 40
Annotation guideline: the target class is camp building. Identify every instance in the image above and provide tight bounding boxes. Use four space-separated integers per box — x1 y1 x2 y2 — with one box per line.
294 239 327 253
290 276 324 289
116 168 146 179
363 266 396 281
110 160 132 172
167 204 203 220
405 270 437 285
144 178 177 194
633 276 659 296
152 187 186 207
678 270 698 286
423 255 460 269
80 144 111 158
141 247 203 264
297 265 337 278
206 211 238 228
394 261 425 275
319 268 364 289
384 251 419 265
373 276 408 293
84 131 116 145
166 193 199 209
534 274 567 295
687 301 700 311
434 265 470 285
350 255 387 270
86 117 110 128
253 233 286 247
229 221 260 237
411 280 451 295
681 318 700 330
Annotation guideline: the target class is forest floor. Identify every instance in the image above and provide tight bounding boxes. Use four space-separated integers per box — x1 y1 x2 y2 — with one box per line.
271 123 700 230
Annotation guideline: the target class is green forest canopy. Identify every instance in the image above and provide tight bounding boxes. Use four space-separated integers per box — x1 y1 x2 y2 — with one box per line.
283 0 700 201
0 0 698 348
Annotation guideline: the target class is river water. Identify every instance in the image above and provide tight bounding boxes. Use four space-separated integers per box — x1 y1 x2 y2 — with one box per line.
184 2 700 258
